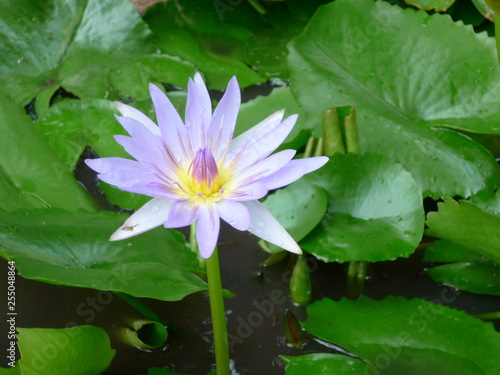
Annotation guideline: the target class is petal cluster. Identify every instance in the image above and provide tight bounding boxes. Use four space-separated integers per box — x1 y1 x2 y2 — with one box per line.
86 73 328 258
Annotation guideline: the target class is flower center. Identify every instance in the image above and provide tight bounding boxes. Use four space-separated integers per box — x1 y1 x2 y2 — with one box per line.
186 147 222 198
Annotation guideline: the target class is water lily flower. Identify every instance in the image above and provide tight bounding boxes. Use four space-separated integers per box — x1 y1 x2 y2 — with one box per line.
86 73 328 259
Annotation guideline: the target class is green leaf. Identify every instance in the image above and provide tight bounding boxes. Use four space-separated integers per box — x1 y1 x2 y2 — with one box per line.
263 182 327 253
16 326 115 375
288 0 500 198
425 240 500 295
37 99 122 169
405 0 456 11
0 0 155 103
427 262 500 295
143 0 330 88
300 153 424 263
303 297 500 375
0 94 95 212
424 240 485 263
0 209 206 301
469 189 500 213
282 353 368 374
236 87 310 152
108 55 197 101
143 1 264 89
470 0 494 17
426 195 500 263
0 367 20 374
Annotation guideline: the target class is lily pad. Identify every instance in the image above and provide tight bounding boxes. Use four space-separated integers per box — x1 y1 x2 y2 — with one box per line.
426 195 500 263
143 0 330 88
16 326 115 375
405 0 456 11
288 0 500 198
299 153 424 263
302 296 500 374
143 1 264 90
0 209 206 301
282 353 368 374
0 0 155 104
470 0 494 18
108 55 197 101
425 240 500 295
0 94 95 212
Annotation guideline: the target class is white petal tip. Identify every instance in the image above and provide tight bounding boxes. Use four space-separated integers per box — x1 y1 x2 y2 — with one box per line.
284 113 299 125
194 72 203 82
149 82 162 94
282 241 303 255
109 226 138 241
200 249 215 259
312 156 329 170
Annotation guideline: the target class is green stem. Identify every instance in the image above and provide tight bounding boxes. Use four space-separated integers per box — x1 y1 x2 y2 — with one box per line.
344 107 360 154
313 138 324 157
304 136 315 159
247 0 266 14
474 311 500 320
346 261 368 300
206 247 230 375
114 292 167 326
323 109 346 156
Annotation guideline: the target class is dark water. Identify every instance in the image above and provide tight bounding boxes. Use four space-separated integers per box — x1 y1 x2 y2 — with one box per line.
1 222 499 374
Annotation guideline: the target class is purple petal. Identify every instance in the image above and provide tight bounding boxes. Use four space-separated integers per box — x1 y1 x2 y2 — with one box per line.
95 166 157 188
115 116 181 176
261 156 329 190
196 204 220 259
110 198 172 241
227 180 268 201
114 135 165 168
217 200 250 231
85 157 145 174
242 200 302 254
210 76 240 159
165 201 198 228
97 170 177 200
114 116 163 147
149 84 189 163
115 101 160 136
85 157 176 198
185 73 212 152
232 149 296 185
229 112 297 171
229 110 284 154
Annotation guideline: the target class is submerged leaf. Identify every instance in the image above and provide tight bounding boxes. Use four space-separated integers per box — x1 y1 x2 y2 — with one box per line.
16 326 115 375
425 240 500 295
